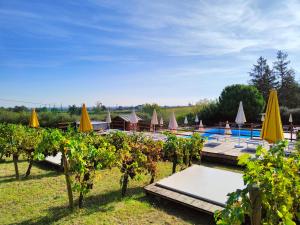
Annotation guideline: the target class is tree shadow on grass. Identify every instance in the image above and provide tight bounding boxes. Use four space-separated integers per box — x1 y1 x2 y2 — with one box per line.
10 184 214 225
0 158 27 164
11 186 142 225
0 171 61 184
0 159 63 184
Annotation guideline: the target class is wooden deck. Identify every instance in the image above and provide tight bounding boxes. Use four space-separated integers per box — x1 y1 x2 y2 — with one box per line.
201 141 256 164
144 182 223 215
145 165 245 215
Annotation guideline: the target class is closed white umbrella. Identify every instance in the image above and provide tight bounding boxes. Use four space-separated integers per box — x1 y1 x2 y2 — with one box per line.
199 120 205 132
184 116 188 125
261 114 265 122
235 101 246 148
289 113 293 141
168 111 178 131
151 109 159 132
129 109 139 131
106 110 112 129
224 121 232 135
195 114 199 123
289 113 293 123
160 117 164 126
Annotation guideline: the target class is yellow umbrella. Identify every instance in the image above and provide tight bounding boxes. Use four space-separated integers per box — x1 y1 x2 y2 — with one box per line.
260 89 284 143
29 108 39 128
79 103 93 132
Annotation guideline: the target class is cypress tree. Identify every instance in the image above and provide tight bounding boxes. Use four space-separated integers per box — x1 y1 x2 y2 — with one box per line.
273 51 300 108
249 56 278 102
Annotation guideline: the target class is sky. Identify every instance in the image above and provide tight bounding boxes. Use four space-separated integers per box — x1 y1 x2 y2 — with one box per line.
1 0 300 108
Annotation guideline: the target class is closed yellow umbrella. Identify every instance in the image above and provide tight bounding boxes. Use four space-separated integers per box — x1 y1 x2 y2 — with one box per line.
79 103 93 132
29 108 39 128
260 89 284 143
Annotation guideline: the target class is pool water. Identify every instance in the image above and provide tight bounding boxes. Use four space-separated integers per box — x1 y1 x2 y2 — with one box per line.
201 128 260 138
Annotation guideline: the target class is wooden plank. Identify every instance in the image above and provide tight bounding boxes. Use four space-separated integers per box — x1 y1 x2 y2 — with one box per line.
144 182 223 215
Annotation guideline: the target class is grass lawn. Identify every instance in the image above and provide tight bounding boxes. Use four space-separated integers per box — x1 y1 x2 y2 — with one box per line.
0 159 240 225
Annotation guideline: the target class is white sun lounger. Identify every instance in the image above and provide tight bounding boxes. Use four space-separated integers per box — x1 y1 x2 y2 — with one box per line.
209 134 227 142
245 139 264 148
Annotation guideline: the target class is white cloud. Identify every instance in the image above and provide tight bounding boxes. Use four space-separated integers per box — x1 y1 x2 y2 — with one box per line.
86 0 300 56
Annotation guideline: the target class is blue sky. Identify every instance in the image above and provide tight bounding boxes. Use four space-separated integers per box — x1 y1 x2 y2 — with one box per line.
1 0 300 107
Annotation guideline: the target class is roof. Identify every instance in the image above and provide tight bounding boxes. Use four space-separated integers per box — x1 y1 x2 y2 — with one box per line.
115 114 143 122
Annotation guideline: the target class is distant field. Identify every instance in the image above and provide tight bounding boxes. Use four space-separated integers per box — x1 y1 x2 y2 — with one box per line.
0 106 197 127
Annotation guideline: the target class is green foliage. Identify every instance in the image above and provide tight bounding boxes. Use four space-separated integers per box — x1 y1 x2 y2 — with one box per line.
34 128 65 160
274 51 300 108
140 103 162 120
249 56 278 102
0 123 43 178
184 133 205 166
136 137 163 183
163 133 185 173
0 123 24 157
66 136 116 207
249 51 300 109
163 133 205 173
108 132 148 196
218 84 265 122
197 101 220 125
108 132 163 194
107 131 130 151
21 127 43 159
215 141 300 225
68 104 81 116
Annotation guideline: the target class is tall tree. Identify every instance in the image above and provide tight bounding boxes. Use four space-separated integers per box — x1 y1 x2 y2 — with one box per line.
273 51 300 108
249 56 278 102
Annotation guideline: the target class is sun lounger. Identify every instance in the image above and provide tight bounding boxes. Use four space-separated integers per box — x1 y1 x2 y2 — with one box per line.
285 143 295 156
245 139 264 148
209 134 227 142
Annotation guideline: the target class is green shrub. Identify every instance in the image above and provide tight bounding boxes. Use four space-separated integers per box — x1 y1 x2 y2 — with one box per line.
218 84 265 122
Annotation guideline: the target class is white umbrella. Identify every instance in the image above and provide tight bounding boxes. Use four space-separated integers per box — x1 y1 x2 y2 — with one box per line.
199 120 205 132
224 121 232 135
106 110 112 129
160 117 164 126
129 110 139 131
195 114 199 123
184 116 188 125
151 109 159 132
261 114 265 122
168 111 178 131
289 113 293 123
235 101 246 148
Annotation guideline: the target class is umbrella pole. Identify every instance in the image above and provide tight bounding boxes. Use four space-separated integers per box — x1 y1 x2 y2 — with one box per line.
235 124 243 148
238 125 241 146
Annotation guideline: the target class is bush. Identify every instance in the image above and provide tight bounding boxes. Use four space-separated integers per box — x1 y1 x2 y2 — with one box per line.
218 84 265 122
198 101 220 125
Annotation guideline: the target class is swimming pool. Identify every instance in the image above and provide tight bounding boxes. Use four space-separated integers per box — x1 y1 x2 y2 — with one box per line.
201 128 260 138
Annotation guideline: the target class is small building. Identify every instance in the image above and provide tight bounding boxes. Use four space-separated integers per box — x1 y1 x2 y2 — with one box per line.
111 114 144 131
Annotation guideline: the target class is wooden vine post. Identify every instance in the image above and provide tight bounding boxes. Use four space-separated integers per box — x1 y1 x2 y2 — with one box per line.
62 151 74 209
249 184 261 225
13 154 19 180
